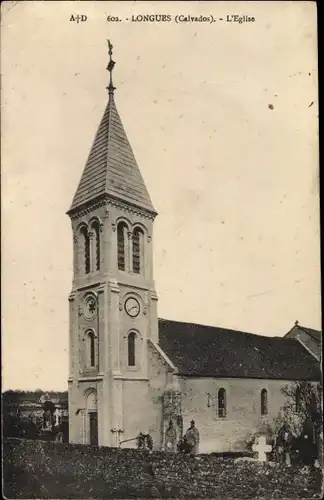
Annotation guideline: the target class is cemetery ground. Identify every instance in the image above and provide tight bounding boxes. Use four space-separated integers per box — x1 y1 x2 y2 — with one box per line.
3 438 323 499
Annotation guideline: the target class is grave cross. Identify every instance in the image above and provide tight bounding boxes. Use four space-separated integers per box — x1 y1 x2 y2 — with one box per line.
252 435 272 462
111 428 124 447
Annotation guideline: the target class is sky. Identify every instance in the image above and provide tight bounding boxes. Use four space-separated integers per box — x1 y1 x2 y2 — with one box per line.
1 1 320 391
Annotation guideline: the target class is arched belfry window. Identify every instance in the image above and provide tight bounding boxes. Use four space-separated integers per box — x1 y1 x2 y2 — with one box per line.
128 332 136 367
261 389 268 416
117 222 128 271
218 388 227 418
91 220 100 271
87 331 96 367
80 226 90 274
132 227 144 274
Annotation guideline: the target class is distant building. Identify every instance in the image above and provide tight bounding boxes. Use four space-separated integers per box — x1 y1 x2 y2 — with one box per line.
39 393 51 404
67 45 320 453
3 391 68 422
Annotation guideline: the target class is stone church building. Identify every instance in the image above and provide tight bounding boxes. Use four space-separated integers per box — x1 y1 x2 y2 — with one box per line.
67 47 320 453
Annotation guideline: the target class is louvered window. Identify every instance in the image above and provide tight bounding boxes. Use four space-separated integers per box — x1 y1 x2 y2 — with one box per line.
117 222 127 271
91 221 100 271
81 227 90 274
132 228 143 274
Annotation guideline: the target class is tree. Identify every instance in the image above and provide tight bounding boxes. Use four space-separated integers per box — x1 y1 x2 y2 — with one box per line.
42 400 56 429
273 381 323 464
43 400 55 414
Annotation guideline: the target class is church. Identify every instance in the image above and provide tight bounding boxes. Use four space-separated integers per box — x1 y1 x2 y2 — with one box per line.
67 44 320 453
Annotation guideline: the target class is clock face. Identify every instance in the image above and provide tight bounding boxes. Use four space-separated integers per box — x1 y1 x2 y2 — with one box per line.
84 296 97 320
125 297 140 318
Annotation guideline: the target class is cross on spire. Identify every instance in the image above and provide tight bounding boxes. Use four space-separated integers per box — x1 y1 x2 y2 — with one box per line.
107 39 116 96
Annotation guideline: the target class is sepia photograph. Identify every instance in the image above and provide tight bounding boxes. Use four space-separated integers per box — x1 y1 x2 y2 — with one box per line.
2 1 322 498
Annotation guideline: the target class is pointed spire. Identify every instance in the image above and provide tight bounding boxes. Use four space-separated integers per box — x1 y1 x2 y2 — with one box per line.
106 39 116 96
68 43 157 217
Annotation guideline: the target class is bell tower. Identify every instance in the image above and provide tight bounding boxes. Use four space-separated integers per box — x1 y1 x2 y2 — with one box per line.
67 41 158 446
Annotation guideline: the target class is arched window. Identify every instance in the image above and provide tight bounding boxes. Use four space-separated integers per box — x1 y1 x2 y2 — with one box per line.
88 331 95 367
80 226 90 274
295 386 301 412
91 221 100 271
218 388 227 418
128 332 136 366
117 222 128 271
261 389 268 416
132 227 144 274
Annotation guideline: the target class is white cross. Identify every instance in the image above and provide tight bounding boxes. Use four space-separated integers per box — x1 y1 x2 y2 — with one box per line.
54 408 61 426
252 435 272 462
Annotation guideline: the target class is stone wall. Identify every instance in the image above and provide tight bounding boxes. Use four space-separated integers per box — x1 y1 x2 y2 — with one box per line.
179 377 293 453
3 438 322 499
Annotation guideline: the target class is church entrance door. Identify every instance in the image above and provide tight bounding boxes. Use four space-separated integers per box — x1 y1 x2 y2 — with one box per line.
89 412 98 445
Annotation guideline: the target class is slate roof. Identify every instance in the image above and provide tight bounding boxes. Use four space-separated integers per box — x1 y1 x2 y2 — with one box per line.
158 319 320 380
69 95 156 215
289 325 322 343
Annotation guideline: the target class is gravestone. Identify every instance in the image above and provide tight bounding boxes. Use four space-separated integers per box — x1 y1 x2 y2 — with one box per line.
162 385 182 451
54 408 61 427
252 435 272 462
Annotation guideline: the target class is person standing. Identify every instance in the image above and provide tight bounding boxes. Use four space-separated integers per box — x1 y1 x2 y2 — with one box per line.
275 422 293 466
184 420 200 455
299 417 317 466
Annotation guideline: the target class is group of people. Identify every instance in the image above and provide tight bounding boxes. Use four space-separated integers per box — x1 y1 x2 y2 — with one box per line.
177 420 200 454
137 432 154 450
137 418 320 466
274 420 320 467
137 420 200 455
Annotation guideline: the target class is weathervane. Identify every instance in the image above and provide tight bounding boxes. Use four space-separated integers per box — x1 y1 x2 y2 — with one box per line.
107 39 116 95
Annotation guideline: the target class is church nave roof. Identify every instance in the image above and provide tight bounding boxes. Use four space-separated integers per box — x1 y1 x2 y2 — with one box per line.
158 319 320 380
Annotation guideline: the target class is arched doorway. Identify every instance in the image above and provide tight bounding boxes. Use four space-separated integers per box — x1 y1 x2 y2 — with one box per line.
85 390 98 445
